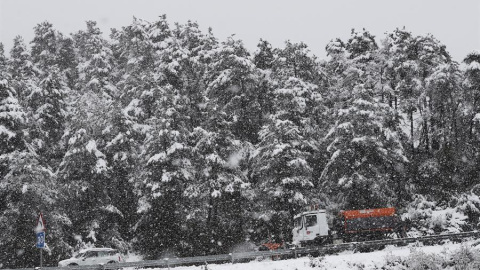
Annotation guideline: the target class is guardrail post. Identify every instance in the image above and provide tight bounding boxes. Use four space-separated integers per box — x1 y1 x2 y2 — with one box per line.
229 253 234 264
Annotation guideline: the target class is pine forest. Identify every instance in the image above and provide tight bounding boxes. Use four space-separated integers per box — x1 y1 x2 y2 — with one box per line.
1 16 480 268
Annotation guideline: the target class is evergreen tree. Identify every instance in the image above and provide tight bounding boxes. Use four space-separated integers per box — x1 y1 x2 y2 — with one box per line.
346 29 378 60
0 47 26 176
274 41 320 83
462 51 480 191
0 150 71 268
26 67 67 163
103 104 138 244
0 45 70 268
464 51 480 140
321 30 407 208
134 89 194 257
190 124 249 255
74 21 116 100
58 127 128 251
254 39 275 70
29 22 69 165
320 83 408 209
206 37 262 143
252 76 319 241
412 34 451 153
382 28 419 151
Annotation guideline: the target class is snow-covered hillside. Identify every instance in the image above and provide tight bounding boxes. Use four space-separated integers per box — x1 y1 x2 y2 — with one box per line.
142 240 480 270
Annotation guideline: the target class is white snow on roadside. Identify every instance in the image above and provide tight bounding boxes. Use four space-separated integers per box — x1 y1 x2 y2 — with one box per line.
127 240 478 270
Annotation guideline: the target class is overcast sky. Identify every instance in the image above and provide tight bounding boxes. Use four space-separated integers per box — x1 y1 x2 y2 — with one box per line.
1 0 479 61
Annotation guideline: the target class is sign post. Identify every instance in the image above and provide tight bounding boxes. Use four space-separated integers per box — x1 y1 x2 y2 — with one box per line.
35 213 46 268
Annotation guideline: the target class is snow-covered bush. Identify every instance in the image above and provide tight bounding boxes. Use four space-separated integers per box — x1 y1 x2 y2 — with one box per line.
377 244 480 270
308 256 325 268
454 191 480 228
376 249 446 270
405 250 446 270
402 194 470 234
449 244 480 270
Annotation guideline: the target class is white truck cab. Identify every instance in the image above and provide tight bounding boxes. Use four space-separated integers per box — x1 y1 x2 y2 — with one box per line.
292 209 329 246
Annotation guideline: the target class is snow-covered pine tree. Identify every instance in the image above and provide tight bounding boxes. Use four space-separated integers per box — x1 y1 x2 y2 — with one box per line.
8 36 36 101
102 103 138 245
112 17 159 120
252 39 277 132
31 22 60 71
252 75 319 241
254 39 275 70
0 150 71 268
414 63 464 198
320 29 408 209
134 83 195 258
0 44 26 176
74 21 116 100
274 40 320 83
0 45 71 268
199 36 264 253
58 127 128 252
321 82 408 209
412 34 451 154
457 52 480 191
464 51 480 140
133 18 197 253
325 38 348 83
29 22 70 165
381 28 421 152
25 67 67 164
164 20 217 129
60 21 131 250
188 124 249 255
206 37 263 143
57 36 77 89
108 18 174 254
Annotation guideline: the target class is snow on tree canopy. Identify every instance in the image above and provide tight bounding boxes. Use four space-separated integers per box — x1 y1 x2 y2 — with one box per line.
1 17 480 265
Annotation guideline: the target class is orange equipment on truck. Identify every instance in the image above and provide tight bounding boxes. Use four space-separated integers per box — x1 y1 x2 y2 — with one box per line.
340 207 397 234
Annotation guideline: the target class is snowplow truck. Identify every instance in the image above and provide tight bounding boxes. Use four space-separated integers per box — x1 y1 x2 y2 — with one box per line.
292 207 405 247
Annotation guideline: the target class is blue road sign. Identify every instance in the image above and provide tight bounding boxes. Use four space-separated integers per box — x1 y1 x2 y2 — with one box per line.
36 231 45 248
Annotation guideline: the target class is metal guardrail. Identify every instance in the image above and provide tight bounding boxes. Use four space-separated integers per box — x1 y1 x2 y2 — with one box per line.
5 231 479 270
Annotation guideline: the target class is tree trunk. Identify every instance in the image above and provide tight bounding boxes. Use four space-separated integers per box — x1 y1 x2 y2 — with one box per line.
410 110 414 153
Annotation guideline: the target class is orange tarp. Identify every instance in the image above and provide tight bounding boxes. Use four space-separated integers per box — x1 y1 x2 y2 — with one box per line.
341 207 395 220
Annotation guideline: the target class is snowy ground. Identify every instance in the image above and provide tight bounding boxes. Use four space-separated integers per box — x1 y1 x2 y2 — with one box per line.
124 240 478 270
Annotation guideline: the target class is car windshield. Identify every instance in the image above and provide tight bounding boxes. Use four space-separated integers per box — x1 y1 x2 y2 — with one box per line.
74 252 85 258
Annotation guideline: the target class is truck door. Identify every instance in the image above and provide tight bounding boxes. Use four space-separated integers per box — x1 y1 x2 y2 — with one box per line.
304 213 329 242
292 215 306 244
304 215 318 241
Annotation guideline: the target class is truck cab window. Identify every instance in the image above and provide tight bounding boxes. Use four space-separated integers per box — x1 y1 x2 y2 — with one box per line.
305 215 317 227
294 217 303 228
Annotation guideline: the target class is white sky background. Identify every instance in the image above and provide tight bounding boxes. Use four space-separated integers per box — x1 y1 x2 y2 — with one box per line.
0 0 479 61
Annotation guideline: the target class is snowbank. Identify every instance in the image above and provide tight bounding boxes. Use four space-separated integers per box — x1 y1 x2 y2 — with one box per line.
128 240 480 270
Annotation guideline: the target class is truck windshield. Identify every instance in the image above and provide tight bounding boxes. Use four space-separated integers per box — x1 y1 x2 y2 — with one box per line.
305 215 317 227
294 217 302 228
